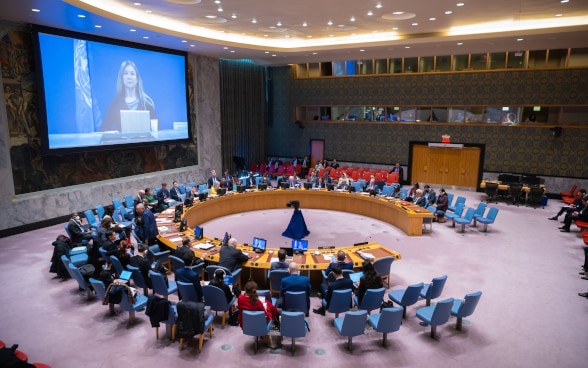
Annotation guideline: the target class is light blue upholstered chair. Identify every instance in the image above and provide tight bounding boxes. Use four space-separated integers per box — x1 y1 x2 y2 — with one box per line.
451 291 482 331
282 291 308 315
242 310 273 354
322 288 352 318
334 310 368 353
205 265 241 289
367 306 403 347
448 195 465 212
149 270 178 300
476 207 499 232
66 261 93 299
202 284 236 328
109 255 124 277
471 202 487 226
269 269 289 297
420 275 448 306
177 281 200 302
454 207 476 233
119 288 148 324
416 297 455 339
126 264 150 296
280 311 308 355
388 282 424 318
372 256 395 287
353 287 386 315
89 278 116 315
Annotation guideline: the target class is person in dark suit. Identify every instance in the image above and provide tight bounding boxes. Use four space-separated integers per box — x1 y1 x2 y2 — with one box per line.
207 169 220 189
135 203 159 245
560 196 588 232
157 182 172 208
129 242 152 288
223 169 233 189
413 189 427 207
67 213 93 245
218 237 250 271
175 252 204 302
134 189 146 207
175 237 205 267
389 162 404 184
549 189 586 220
280 262 312 313
330 158 340 169
170 181 182 202
313 264 354 315
101 230 120 257
245 172 256 189
268 248 289 277
301 156 309 177
354 261 383 305
324 251 354 276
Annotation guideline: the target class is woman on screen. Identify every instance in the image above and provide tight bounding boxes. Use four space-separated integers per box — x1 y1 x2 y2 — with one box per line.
101 60 157 132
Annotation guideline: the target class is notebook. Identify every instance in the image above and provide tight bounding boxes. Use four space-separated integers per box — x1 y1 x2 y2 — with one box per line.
349 271 364 284
119 270 132 281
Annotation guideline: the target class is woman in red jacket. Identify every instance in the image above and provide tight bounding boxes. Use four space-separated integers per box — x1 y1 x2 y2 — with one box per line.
237 280 278 328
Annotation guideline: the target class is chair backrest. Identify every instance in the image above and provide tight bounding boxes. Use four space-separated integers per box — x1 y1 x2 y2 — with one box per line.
399 188 408 199
68 263 89 290
374 306 404 333
169 255 185 272
280 311 307 339
178 184 186 194
426 205 436 215
95 205 105 220
206 265 233 278
474 202 487 217
430 298 455 326
455 196 466 207
131 228 143 243
269 269 290 293
423 275 448 300
84 210 98 228
339 310 368 337
327 289 352 314
64 224 74 240
112 198 124 211
453 202 465 217
453 291 482 318
199 184 208 193
485 207 499 221
149 270 170 296
372 257 394 278
177 281 200 302
461 208 476 222
89 278 107 300
358 287 386 312
283 291 308 313
112 208 124 223
98 247 108 261
110 255 124 276
381 185 392 196
202 285 230 311
124 195 134 210
446 193 454 208
126 264 148 289
401 282 425 305
242 310 269 337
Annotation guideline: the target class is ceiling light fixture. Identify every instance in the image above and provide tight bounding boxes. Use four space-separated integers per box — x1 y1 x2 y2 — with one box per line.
560 0 569 3
405 46 411 48
223 46 228 49
231 14 237 19
367 11 373 16
457 42 463 45
277 21 282 26
555 13 563 17
392 12 404 15
133 2 141 6
78 14 86 18
327 20 333 26
143 36 149 39
302 21 307 27
94 25 102 28
350 16 356 22
429 17 436 21
251 18 257 23
516 38 524 41
181 40 187 43
376 3 382 9
457 2 465 6
146 10 152 13
412 22 418 26
130 29 136 32
218 7 223 12
31 9 40 12
445 11 453 14
214 0 221 3
205 15 217 18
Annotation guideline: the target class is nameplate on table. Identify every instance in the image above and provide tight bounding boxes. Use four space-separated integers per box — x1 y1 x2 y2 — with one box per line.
167 237 183 243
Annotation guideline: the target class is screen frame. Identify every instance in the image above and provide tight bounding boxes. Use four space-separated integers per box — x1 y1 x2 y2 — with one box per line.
31 25 193 155
292 239 309 252
195 226 203 240
252 237 267 251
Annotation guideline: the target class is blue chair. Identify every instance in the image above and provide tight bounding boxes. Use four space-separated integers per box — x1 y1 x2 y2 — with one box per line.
126 264 150 296
187 182 196 191
63 242 88 267
416 297 455 339
334 310 368 353
178 303 214 351
368 306 404 347
446 193 454 210
454 207 476 233
202 284 236 328
199 184 209 194
422 205 437 232
256 289 277 306
448 195 466 212
112 208 133 228
381 185 393 197
471 202 487 226
83 209 99 229
154 303 177 341
148 245 171 271
269 269 290 297
124 195 134 211
399 188 408 199
66 262 93 299
177 281 201 302
444 202 465 225
110 255 124 277
149 270 178 299
283 291 308 315
205 265 241 289
178 184 186 194
131 228 143 244
89 278 116 315
280 311 308 355
373 256 395 287
388 282 424 318
352 181 363 192
353 287 386 314
112 198 132 217
119 288 149 324
242 310 273 354
95 205 106 220
476 207 499 232
420 275 448 306
451 291 483 331
322 288 352 318
255 176 263 188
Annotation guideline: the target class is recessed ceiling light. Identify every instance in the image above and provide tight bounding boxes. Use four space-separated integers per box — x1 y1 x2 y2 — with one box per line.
302 21 307 27
219 30 224 33
555 13 563 17
329 34 334 37
560 0 569 2
457 42 463 45
307 35 312 38
223 47 228 49
130 29 136 32
230 50 235 53
264 34 268 37
133 2 141 6
272 54 277 57
205 15 217 18
429 17 436 21
392 27 398 30
285 35 290 38
517 38 524 41
412 22 418 26
277 21 282 26
350 16 356 22
360 49 365 52
392 12 404 15
327 20 333 26
31 8 40 12
214 0 221 3
190 44 195 47
312 52 317 55
367 11 373 16
143 36 149 39
94 25 102 28
231 14 237 19
265 51 270 53
405 46 411 48
218 7 223 12
252 18 257 23
457 2 465 6
78 14 86 18
376 3 382 9
181 40 187 43
445 11 453 14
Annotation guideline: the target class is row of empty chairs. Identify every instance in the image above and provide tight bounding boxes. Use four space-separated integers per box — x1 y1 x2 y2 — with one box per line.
445 201 500 233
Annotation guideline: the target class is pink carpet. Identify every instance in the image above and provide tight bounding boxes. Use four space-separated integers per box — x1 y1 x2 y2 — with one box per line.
0 189 586 367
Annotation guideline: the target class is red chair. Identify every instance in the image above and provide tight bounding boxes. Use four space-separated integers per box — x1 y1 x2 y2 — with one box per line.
351 171 360 182
250 163 258 173
387 172 399 184
563 190 582 205
375 172 384 181
560 184 577 198
318 168 325 177
295 163 302 175
277 165 285 175
285 165 294 175
267 165 276 177
259 162 266 174
362 171 372 182
575 220 588 231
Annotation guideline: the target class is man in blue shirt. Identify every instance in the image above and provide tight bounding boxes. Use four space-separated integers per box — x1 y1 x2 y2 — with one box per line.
135 203 159 245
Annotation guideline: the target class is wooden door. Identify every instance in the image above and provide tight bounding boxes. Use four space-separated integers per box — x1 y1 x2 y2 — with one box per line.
411 144 481 188
458 147 481 187
310 139 324 169
411 145 430 184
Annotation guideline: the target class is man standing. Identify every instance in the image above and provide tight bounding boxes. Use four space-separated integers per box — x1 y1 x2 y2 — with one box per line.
390 162 404 185
313 264 354 316
218 237 250 272
135 203 159 245
280 262 312 313
223 169 233 189
207 169 220 189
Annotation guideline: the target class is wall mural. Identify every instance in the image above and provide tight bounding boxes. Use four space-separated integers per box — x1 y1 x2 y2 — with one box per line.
1 28 198 195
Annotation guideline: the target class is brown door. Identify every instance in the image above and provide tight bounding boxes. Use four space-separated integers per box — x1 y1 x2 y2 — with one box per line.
310 139 324 169
411 144 481 188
